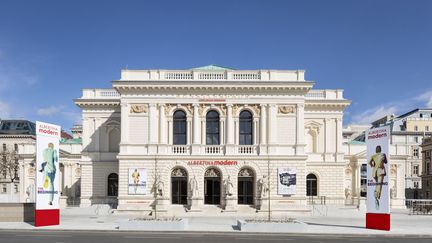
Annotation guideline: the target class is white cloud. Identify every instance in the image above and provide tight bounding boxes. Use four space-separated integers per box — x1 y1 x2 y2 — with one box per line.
349 89 432 125
350 105 399 125
37 105 65 116
61 111 82 125
0 101 11 119
416 90 432 108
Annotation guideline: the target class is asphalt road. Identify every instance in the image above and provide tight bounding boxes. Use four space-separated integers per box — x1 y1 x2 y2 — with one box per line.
1 230 431 243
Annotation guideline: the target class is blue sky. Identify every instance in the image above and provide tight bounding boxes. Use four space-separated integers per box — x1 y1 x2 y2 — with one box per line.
0 0 431 132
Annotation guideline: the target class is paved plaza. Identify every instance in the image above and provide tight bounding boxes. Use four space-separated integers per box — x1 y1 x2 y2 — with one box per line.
0 206 431 236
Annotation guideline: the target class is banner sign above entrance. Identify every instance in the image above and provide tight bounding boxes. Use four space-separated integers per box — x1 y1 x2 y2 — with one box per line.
187 160 238 166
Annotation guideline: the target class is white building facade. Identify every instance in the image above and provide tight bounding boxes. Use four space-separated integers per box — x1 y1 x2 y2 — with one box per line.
75 65 406 215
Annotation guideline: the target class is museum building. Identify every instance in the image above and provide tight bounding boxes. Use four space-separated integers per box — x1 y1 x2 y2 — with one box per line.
74 65 406 215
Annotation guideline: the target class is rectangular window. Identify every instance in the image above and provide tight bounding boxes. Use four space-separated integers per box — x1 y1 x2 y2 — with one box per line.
14 184 18 193
414 137 419 143
414 181 419 188
426 126 430 132
2 184 6 193
413 148 419 158
413 165 419 175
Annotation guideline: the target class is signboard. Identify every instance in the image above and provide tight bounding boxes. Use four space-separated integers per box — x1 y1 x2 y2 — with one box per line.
128 168 147 195
277 168 296 195
366 126 391 230
35 121 61 227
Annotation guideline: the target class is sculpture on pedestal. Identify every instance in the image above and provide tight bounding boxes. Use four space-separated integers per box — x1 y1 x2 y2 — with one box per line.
224 175 234 197
190 176 198 198
258 175 269 199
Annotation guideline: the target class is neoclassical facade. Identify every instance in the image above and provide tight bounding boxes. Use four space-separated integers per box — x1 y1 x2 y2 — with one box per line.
74 65 406 215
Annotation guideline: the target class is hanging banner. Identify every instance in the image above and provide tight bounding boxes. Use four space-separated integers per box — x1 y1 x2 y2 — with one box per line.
277 168 296 195
366 125 391 231
128 168 147 195
35 121 61 227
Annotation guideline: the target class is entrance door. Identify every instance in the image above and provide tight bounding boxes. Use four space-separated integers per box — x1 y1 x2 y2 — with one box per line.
204 177 221 205
238 177 253 205
171 177 187 204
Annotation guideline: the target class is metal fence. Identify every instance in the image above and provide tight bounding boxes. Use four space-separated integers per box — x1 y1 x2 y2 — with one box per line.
406 199 432 215
308 196 327 205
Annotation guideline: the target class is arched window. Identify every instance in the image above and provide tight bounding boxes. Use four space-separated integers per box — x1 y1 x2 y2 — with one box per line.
173 110 187 145
239 110 253 145
206 110 220 145
306 174 317 196
107 173 118 196
108 129 120 152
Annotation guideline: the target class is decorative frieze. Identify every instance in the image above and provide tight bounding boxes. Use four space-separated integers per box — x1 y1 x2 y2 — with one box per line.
130 104 148 114
278 105 296 114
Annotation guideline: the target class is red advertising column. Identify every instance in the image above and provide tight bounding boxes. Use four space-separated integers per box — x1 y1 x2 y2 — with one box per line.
35 121 61 227
365 126 391 231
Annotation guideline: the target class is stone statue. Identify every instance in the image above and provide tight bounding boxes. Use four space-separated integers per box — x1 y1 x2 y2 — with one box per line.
390 187 396 199
258 175 269 199
190 176 198 198
345 188 352 200
153 175 164 198
224 175 234 197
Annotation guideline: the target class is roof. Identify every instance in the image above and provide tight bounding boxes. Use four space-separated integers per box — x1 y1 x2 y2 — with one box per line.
60 137 82 144
397 108 432 119
190 64 235 71
0 120 36 135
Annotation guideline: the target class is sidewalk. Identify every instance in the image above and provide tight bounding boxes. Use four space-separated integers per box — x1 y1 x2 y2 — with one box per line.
0 206 431 236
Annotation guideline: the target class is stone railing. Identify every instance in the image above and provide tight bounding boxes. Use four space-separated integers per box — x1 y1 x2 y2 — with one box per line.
170 145 190 155
81 89 120 99
237 145 257 154
204 145 224 155
120 69 306 82
306 90 344 100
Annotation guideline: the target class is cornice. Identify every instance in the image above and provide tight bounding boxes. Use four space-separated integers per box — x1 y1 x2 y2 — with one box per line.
112 80 315 95
74 99 120 108
305 100 351 111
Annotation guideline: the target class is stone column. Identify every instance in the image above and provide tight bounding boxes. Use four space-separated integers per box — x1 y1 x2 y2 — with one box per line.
148 103 158 154
158 104 167 154
336 118 343 162
193 104 200 144
226 104 234 144
296 103 305 155
159 104 167 144
225 104 235 154
259 104 267 155
120 102 129 146
267 104 277 154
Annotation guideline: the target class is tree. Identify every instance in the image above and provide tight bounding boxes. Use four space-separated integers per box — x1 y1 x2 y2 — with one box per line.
0 146 20 182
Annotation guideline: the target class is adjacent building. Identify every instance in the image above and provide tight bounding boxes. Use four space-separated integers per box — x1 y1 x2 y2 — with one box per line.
0 120 82 206
370 109 432 199
421 136 432 199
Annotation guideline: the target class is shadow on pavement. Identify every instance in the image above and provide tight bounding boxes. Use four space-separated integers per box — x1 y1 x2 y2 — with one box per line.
304 222 364 229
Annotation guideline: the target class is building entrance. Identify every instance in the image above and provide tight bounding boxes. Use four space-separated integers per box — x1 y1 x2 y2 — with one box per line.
204 168 221 205
171 168 188 205
238 168 254 205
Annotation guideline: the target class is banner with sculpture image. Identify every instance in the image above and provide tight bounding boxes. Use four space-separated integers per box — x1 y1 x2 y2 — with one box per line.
277 168 296 195
128 168 147 195
366 125 391 230
35 121 61 227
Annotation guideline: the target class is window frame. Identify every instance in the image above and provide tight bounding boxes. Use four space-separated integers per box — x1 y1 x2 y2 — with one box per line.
239 110 253 145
